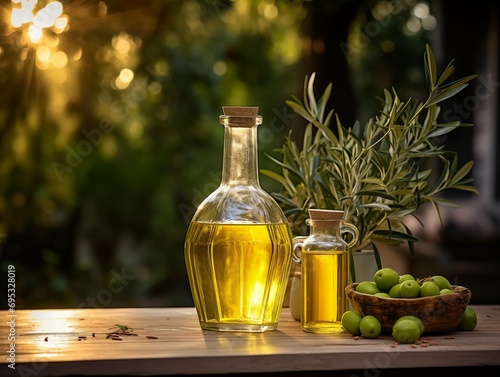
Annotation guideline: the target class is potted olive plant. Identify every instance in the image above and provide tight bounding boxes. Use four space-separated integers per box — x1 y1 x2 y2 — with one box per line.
262 45 479 283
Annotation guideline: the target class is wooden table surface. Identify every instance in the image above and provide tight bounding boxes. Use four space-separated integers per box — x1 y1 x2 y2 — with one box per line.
2 306 500 376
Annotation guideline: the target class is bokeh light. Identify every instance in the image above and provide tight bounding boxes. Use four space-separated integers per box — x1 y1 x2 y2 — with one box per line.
11 0 66 44
10 0 72 70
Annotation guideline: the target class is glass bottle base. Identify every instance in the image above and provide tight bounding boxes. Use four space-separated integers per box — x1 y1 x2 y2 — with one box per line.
200 321 278 333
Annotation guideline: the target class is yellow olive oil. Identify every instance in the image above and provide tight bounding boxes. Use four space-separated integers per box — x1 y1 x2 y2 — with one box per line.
184 221 292 332
301 249 350 333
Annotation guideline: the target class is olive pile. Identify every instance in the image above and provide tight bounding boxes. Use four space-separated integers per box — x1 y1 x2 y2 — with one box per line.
341 267 477 343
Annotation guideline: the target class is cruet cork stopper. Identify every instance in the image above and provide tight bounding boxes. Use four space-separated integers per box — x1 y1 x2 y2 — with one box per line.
308 209 344 221
222 106 259 117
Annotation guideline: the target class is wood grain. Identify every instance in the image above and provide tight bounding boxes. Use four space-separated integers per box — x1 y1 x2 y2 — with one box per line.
1 306 499 376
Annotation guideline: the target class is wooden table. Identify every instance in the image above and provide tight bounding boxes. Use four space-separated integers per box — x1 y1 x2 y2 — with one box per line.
2 306 500 376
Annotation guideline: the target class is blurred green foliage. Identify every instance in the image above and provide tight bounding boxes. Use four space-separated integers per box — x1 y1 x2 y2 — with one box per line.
1 0 441 308
0 0 307 308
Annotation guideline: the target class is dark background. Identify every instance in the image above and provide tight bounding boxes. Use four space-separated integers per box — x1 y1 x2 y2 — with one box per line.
1 0 499 309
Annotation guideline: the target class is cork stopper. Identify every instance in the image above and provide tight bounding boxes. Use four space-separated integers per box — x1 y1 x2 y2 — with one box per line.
222 106 259 116
220 106 262 127
308 209 344 221
305 209 344 230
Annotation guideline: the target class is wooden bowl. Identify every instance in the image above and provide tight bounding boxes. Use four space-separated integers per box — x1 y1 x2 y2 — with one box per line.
345 283 472 333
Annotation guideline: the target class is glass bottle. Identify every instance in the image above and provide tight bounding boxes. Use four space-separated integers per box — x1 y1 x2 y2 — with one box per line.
184 106 293 333
292 209 358 333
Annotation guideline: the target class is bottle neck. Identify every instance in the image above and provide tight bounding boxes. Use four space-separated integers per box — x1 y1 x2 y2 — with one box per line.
220 122 260 187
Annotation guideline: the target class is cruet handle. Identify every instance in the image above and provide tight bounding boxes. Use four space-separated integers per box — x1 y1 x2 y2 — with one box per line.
340 222 359 250
292 236 308 265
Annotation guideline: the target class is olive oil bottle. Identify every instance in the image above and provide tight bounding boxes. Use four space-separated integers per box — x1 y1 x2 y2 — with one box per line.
184 107 293 332
292 209 359 333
